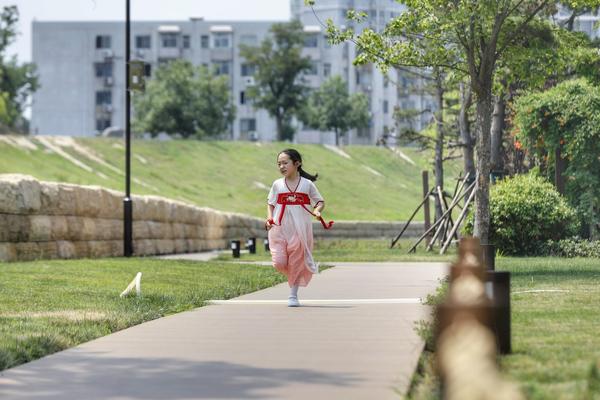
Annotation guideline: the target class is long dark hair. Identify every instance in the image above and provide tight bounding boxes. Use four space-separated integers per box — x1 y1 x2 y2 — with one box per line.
279 148 318 182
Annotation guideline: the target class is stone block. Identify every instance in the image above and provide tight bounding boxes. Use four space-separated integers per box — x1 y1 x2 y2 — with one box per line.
0 242 16 262
0 174 42 214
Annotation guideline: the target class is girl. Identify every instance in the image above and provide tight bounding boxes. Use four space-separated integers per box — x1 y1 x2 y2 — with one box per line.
266 149 329 307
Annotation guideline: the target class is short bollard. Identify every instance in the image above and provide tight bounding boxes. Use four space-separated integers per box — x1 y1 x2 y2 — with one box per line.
482 243 496 271
486 270 511 354
231 240 241 258
247 238 256 254
264 239 270 252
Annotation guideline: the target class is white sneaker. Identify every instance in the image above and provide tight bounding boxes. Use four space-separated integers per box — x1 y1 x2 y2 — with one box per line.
288 296 300 307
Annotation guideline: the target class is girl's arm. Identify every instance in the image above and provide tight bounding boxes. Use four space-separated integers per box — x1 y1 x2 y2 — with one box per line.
266 204 275 229
313 201 325 218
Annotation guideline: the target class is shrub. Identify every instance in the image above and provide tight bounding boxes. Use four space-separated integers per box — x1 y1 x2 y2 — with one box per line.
541 238 600 258
463 173 579 255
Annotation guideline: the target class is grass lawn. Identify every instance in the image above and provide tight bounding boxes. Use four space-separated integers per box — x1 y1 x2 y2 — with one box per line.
407 256 600 400
0 258 286 371
499 257 600 399
216 239 457 263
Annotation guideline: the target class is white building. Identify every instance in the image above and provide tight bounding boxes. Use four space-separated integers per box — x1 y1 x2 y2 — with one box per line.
31 1 431 144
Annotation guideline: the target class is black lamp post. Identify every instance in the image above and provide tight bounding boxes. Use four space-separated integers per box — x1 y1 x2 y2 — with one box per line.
123 0 133 257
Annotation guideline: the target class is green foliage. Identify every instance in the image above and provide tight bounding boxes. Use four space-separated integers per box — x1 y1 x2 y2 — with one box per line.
542 238 600 258
464 173 580 255
0 5 39 132
414 277 448 352
300 75 370 145
513 78 600 238
239 20 312 141
133 60 235 138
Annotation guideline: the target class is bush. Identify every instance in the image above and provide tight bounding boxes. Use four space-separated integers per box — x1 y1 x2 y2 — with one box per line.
542 238 600 258
464 173 579 255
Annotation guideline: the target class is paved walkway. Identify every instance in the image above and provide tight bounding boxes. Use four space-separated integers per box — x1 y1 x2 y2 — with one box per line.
0 261 448 400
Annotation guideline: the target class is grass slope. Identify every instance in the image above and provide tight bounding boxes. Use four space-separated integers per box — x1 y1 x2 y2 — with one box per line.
0 137 461 220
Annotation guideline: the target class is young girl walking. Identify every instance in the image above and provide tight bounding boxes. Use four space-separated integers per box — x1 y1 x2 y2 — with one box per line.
266 149 332 307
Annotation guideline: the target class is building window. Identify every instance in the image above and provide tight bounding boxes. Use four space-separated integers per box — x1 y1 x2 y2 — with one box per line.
95 91 112 105
161 33 178 48
144 64 152 77
135 35 151 49
95 35 111 49
384 75 389 88
213 60 231 76
323 34 331 48
241 63 256 77
182 35 191 49
212 33 231 48
240 91 246 105
240 34 258 46
94 62 113 78
323 63 331 77
240 118 256 133
304 33 318 48
201 35 209 48
307 61 318 75
96 117 111 131
383 100 389 114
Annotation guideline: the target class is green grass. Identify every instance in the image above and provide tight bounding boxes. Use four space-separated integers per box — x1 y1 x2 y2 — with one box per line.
216 239 457 263
0 257 286 371
406 256 600 399
0 137 461 220
498 257 600 399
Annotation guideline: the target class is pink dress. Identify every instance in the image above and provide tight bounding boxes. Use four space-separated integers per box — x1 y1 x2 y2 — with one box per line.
267 177 324 287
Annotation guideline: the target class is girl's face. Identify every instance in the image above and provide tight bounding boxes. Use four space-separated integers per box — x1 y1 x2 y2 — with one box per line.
277 153 300 178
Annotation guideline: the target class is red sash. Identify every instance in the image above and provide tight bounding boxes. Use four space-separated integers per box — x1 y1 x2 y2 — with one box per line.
270 192 334 229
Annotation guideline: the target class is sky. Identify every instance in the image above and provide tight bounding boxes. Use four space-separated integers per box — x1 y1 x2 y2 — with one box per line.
4 0 291 62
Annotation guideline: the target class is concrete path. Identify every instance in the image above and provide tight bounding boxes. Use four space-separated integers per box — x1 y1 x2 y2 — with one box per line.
0 262 448 400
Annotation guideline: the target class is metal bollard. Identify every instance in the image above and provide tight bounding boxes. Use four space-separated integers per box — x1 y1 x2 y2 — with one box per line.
247 238 256 254
231 240 241 258
264 239 270 252
486 270 511 354
482 243 495 271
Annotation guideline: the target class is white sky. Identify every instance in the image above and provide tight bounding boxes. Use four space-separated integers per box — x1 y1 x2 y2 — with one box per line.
4 0 291 62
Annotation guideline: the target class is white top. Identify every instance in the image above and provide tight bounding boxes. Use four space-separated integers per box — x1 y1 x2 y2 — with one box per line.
268 177 323 225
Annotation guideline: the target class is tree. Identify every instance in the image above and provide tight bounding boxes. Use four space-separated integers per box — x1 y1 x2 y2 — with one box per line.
240 20 312 141
0 5 38 133
513 78 600 239
300 75 370 145
310 0 600 244
133 60 235 138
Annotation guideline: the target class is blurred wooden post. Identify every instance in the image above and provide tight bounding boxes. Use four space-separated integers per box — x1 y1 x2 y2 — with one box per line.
422 171 431 237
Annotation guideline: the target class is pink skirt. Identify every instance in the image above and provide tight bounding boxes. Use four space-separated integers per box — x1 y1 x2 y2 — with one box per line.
268 226 313 287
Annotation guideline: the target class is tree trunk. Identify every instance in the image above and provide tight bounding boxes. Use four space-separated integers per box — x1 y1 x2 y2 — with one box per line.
473 89 493 245
335 128 340 146
275 114 284 141
434 71 444 223
459 82 475 179
490 94 506 174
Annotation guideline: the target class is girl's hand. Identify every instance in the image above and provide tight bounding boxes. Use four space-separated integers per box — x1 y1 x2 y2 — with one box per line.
313 210 321 219
265 219 274 230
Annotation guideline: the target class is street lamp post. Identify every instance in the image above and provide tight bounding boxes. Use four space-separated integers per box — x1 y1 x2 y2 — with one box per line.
123 0 133 257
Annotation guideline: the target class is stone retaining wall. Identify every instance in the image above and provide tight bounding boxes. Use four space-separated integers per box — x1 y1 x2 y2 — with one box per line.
0 175 424 262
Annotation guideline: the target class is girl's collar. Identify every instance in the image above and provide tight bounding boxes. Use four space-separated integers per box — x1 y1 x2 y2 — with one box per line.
284 176 302 193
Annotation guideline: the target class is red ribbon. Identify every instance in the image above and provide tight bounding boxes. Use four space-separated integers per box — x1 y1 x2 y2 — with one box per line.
268 192 334 230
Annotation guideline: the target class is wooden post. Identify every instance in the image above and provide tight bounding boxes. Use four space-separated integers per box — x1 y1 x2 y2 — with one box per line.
422 171 431 236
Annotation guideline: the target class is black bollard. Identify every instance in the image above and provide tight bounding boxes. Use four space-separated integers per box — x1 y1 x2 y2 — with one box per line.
231 240 241 258
264 239 270 252
481 243 495 271
486 270 511 354
247 238 256 254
